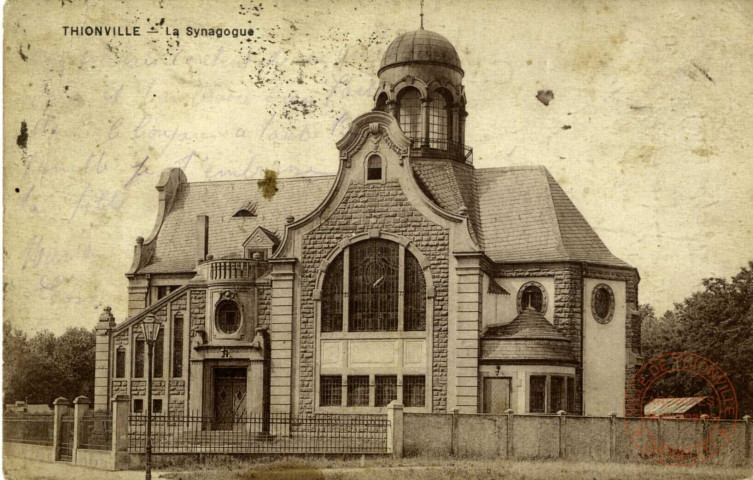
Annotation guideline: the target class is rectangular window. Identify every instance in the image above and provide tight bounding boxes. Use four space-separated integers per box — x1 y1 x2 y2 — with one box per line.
153 399 163 414
319 376 342 407
403 376 426 408
133 399 144 414
550 376 565 414
115 348 126 378
172 315 183 378
153 329 164 378
404 253 426 331
347 376 370 407
134 339 145 378
157 286 169 300
567 377 575 414
375 376 397 407
529 375 546 413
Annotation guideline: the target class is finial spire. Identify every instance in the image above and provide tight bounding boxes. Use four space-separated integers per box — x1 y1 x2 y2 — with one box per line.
420 0 424 29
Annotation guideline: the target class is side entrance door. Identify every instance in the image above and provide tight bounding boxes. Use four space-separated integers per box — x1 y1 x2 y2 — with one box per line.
213 367 248 430
483 377 511 414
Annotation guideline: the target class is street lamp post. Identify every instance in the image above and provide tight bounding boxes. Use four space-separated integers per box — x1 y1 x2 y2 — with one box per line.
141 314 162 480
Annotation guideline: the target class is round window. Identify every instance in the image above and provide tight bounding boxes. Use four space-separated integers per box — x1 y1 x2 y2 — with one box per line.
516 281 547 314
592 284 615 324
216 300 241 334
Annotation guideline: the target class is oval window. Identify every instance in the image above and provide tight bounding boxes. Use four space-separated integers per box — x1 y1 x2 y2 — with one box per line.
216 300 241 334
592 284 615 324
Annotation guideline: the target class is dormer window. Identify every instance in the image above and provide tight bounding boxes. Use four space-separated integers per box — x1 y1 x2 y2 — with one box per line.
367 156 383 181
233 201 258 217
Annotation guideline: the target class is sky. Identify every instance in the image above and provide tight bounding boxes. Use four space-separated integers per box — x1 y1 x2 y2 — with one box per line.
3 0 753 335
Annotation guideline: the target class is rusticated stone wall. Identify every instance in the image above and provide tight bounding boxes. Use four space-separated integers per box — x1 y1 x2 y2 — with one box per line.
299 181 450 413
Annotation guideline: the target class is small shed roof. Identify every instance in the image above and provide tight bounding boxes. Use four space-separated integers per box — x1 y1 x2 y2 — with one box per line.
643 397 710 416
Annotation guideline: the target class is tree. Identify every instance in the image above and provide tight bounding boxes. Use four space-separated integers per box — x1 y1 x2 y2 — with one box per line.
2 322 96 405
640 261 753 416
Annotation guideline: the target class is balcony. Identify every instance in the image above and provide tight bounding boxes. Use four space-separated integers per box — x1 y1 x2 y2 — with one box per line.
198 258 266 283
409 138 473 166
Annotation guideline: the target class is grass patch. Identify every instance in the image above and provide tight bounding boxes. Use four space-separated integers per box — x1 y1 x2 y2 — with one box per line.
161 457 753 480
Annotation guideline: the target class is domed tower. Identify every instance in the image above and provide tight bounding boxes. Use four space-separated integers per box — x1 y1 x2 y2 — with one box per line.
374 29 470 164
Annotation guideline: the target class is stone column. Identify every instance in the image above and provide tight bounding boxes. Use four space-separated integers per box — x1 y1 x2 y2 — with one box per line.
72 396 90 461
420 96 430 147
111 394 130 452
94 307 116 412
52 397 70 461
269 258 296 414
452 253 483 413
387 402 404 457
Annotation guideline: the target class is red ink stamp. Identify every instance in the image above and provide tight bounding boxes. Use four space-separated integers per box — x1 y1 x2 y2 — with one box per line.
623 352 738 466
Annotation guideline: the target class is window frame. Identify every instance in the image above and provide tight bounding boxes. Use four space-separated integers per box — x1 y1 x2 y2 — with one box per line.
115 346 126 379
365 155 384 182
591 283 615 324
134 338 145 379
396 87 422 140
215 299 242 335
172 313 184 378
319 239 428 333
527 373 576 414
516 281 548 314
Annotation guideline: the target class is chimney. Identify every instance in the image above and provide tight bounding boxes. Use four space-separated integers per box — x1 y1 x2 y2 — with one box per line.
197 215 209 262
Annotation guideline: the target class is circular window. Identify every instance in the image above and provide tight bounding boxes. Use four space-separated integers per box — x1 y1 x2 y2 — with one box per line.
516 281 548 314
592 284 615 324
216 300 241 334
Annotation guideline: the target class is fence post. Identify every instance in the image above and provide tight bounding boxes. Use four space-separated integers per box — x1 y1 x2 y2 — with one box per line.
72 396 90 463
609 413 616 461
701 414 709 456
744 415 751 465
505 409 514 459
52 397 70 461
557 410 567 459
112 394 131 451
451 408 459 456
386 401 404 458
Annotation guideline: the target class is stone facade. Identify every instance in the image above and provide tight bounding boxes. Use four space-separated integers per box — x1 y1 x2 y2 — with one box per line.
256 285 271 330
299 181 450 413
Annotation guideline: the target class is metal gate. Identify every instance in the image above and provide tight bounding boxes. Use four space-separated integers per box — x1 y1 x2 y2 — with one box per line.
57 412 75 461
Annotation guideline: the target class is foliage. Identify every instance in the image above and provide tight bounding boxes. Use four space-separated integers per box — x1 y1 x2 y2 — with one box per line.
640 261 753 416
3 323 95 405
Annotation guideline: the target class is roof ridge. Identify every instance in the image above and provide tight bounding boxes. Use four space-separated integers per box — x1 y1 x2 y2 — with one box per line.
538 167 571 260
186 174 336 186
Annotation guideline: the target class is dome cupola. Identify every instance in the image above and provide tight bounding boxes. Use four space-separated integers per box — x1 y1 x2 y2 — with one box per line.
374 28 470 165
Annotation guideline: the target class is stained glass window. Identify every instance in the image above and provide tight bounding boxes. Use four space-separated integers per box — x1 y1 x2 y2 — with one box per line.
349 240 399 332
322 254 343 332
404 252 426 331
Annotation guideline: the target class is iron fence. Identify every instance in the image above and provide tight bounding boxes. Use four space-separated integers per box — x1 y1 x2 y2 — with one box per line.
78 413 113 450
2 414 54 446
128 412 390 454
58 412 75 461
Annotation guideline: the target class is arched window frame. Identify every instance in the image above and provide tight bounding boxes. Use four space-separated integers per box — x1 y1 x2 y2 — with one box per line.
516 281 548 314
365 154 384 183
395 87 422 141
314 233 435 334
428 88 453 150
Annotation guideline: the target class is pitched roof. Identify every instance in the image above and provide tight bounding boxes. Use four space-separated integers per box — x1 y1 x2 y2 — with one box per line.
414 164 629 267
644 397 710 417
481 308 575 364
138 176 334 274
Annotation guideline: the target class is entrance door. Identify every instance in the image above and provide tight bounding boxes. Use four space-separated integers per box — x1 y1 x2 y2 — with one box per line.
483 377 511 414
213 368 248 430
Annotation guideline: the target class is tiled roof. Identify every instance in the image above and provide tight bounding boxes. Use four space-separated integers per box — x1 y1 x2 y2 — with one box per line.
481 308 575 364
416 164 629 267
380 29 462 72
138 176 334 274
644 397 710 416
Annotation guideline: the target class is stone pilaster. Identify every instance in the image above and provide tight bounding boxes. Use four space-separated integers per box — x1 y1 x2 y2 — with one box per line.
94 307 116 412
452 252 483 413
269 258 296 414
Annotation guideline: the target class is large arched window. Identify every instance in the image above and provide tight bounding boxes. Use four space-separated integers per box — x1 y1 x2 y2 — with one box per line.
396 87 422 140
321 239 427 333
428 88 452 149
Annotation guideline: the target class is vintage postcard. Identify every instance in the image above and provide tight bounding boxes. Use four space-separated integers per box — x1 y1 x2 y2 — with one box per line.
3 0 752 478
